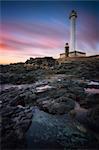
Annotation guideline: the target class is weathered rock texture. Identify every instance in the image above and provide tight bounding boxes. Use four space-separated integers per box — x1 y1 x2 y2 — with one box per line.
0 88 33 149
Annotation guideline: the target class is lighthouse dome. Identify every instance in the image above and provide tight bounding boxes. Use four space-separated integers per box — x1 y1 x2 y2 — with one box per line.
69 10 77 19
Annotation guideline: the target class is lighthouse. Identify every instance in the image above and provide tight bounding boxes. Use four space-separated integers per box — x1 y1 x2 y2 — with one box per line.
59 10 86 60
69 10 77 52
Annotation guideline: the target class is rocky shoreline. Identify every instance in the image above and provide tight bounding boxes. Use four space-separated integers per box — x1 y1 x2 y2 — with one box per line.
0 93 33 149
0 57 99 149
0 74 99 149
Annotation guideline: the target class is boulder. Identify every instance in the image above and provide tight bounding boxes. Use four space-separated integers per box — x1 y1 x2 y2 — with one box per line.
1 95 33 149
37 97 75 114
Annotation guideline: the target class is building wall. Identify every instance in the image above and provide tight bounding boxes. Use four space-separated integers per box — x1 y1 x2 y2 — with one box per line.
60 52 86 58
69 52 86 57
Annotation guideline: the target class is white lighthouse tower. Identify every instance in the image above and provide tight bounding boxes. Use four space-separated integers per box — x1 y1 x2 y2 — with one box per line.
59 10 86 59
69 10 77 52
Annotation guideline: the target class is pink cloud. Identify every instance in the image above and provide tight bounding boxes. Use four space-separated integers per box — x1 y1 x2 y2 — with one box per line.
1 21 69 54
1 15 99 62
2 21 69 40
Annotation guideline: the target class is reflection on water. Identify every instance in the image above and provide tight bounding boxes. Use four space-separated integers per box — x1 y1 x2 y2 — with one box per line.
0 84 34 91
85 80 99 94
0 83 53 94
36 85 52 93
88 81 99 86
85 88 99 94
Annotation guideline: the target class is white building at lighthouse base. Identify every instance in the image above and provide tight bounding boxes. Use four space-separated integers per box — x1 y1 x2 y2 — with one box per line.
60 50 86 59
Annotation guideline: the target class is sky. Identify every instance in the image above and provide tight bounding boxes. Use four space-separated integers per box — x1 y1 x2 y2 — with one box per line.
0 0 99 64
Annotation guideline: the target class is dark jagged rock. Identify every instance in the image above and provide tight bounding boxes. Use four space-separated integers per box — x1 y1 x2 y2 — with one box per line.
25 57 58 68
56 58 99 80
35 79 87 114
0 57 99 85
80 93 99 108
37 96 75 114
0 70 99 149
26 107 98 149
0 89 33 149
0 87 37 106
86 106 99 132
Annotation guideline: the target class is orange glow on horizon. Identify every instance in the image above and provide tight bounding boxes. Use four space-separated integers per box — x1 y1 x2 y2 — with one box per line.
0 54 26 64
0 44 9 50
0 43 14 52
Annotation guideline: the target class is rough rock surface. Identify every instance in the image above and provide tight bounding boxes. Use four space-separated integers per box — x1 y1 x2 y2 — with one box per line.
80 93 99 108
36 79 86 114
1 75 99 149
37 96 75 114
0 89 33 149
86 106 99 132
26 107 98 149
0 79 86 115
56 58 99 80
0 87 37 106
1 57 99 84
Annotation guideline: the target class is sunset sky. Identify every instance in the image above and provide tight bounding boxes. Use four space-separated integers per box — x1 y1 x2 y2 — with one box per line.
0 0 99 64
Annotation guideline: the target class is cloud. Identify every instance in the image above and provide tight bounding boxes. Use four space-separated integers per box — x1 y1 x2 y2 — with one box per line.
0 13 99 64
3 21 69 38
0 43 18 52
1 21 69 53
77 13 99 53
